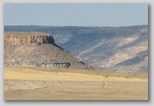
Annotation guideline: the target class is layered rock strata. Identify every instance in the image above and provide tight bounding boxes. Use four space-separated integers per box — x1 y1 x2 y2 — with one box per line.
4 32 54 45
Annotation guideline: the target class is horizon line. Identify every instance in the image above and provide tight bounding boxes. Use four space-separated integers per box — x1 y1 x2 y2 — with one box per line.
4 24 148 27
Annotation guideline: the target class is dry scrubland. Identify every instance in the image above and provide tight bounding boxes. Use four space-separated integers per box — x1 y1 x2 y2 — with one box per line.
4 66 148 100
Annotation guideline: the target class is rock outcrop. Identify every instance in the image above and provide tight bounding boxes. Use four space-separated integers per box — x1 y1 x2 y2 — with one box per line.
4 32 54 45
4 32 92 69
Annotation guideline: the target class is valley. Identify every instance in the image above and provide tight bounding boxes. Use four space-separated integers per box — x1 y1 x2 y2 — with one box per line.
4 25 148 74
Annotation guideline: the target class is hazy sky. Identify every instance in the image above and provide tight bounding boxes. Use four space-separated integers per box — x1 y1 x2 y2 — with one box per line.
4 4 148 26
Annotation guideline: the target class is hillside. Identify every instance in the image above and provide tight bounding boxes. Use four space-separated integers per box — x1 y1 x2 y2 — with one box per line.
4 32 91 69
4 25 148 74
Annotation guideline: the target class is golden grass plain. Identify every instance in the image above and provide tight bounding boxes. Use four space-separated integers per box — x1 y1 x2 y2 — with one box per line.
4 66 148 100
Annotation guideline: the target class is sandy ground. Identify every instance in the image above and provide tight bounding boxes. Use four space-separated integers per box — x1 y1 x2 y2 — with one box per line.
4 66 148 100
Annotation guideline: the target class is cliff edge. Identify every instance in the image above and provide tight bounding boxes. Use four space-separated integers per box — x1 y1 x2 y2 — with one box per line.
4 32 92 69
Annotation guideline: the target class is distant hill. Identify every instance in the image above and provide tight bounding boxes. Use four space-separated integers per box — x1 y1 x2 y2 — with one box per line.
4 25 148 74
4 32 91 69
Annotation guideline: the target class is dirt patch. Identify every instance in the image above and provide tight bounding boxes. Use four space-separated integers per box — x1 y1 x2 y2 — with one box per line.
4 80 148 100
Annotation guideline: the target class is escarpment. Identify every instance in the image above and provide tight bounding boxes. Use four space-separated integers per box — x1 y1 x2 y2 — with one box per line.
4 32 92 69
4 32 54 45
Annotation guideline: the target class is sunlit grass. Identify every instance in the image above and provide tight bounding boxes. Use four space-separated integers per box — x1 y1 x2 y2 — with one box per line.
4 66 148 82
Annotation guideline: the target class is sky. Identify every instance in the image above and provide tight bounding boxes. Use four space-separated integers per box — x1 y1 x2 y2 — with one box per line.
4 4 148 26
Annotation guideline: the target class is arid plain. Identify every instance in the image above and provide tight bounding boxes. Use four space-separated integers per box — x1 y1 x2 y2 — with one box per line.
4 66 148 100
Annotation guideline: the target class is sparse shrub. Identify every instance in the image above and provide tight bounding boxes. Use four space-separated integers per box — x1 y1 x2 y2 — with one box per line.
37 42 42 45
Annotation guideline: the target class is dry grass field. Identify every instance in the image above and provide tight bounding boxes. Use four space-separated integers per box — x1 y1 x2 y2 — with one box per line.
4 66 148 100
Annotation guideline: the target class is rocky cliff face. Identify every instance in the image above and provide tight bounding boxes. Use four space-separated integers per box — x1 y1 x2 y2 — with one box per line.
4 32 92 69
4 32 54 45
